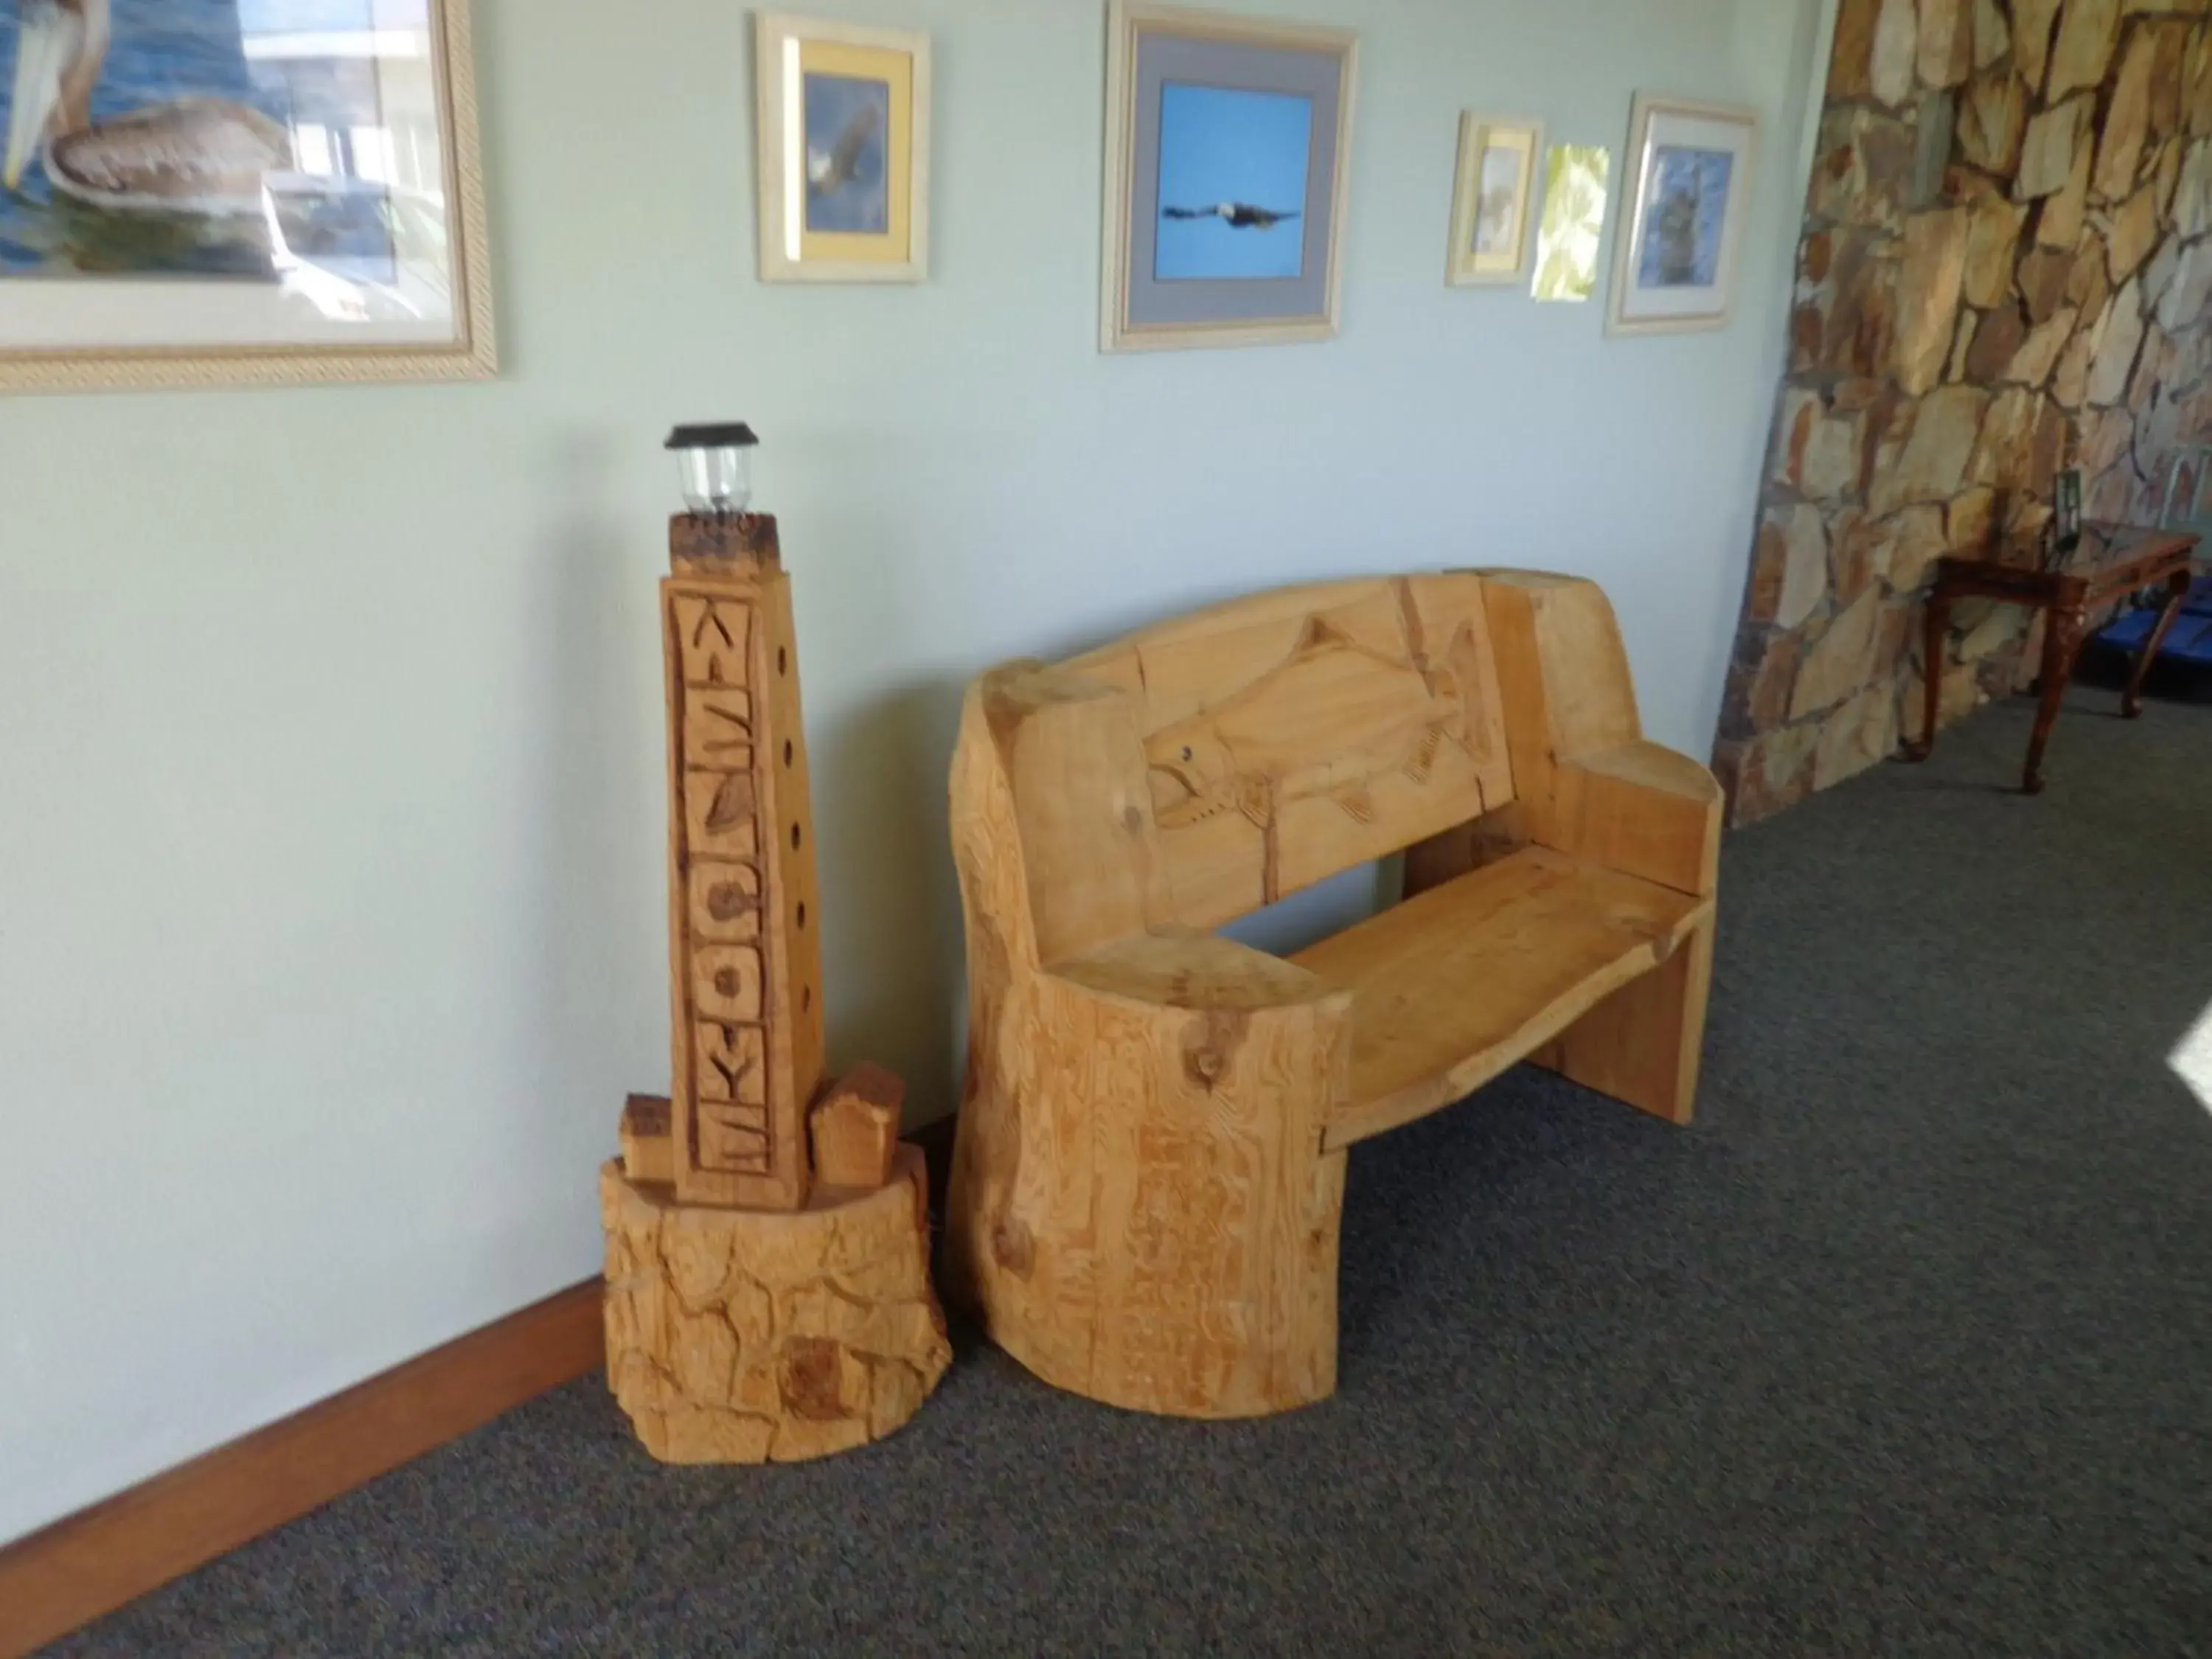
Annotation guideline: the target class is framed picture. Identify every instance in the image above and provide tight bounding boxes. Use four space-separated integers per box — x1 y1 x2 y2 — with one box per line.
1101 2 1357 353
1607 93 1758 336
0 0 494 394
754 13 931 284
1446 113 1543 288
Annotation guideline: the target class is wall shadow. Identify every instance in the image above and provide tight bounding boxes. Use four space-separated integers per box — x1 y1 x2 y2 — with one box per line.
810 675 975 1128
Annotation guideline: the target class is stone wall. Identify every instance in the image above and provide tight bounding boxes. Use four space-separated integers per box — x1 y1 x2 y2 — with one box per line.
1714 0 2212 821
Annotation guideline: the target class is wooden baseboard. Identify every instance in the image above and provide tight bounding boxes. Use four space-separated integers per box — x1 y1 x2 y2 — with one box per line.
0 1121 960 1658
0 1281 605 1659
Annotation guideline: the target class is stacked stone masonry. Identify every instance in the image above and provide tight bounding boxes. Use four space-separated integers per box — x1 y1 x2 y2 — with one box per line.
1716 0 2212 821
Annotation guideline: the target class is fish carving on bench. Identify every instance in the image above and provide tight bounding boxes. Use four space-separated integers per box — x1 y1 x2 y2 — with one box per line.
1143 611 1495 901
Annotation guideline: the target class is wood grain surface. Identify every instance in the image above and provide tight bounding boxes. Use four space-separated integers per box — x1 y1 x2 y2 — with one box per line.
946 569 1722 1417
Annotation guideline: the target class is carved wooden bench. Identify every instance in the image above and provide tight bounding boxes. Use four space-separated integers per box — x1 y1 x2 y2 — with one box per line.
945 572 1721 1418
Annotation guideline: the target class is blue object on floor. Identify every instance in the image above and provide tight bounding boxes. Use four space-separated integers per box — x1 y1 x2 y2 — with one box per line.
2095 571 2212 667
2095 442 2212 669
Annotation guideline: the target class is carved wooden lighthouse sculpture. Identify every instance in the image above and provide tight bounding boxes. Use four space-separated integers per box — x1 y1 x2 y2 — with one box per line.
599 425 950 1464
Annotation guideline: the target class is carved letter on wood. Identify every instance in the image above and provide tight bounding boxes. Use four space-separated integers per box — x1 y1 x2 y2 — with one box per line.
661 516 825 1211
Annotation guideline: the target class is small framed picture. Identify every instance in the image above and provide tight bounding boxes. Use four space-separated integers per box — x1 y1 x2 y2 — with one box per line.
1447 114 1543 287
754 13 931 283
1102 2 1357 353
0 0 495 394
1607 93 1759 337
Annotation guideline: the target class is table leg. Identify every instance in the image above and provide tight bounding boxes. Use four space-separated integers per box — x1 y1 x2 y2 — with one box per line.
1903 588 1950 762
2122 567 2193 718
2023 603 2084 796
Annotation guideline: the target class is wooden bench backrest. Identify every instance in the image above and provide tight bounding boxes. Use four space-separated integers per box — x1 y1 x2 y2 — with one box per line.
1029 574 1514 943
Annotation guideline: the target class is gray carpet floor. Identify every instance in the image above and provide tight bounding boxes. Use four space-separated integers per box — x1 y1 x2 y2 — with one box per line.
52 681 2212 1657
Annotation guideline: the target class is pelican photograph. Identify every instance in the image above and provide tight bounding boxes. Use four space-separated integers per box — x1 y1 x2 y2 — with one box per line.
4 0 285 280
0 0 493 390
1152 82 1311 282
1607 91 1757 338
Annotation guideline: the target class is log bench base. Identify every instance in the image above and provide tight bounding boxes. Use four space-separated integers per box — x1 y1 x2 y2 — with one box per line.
599 1146 950 1464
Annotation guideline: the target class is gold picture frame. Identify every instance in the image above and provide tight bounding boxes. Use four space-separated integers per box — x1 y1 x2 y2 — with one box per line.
1101 1 1357 353
754 13 931 284
0 0 495 394
1447 113 1543 288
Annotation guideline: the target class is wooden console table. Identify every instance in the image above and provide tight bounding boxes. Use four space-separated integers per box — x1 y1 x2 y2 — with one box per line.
1904 524 2199 794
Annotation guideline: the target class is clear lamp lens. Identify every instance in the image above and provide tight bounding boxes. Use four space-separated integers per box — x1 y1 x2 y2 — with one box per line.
678 447 751 514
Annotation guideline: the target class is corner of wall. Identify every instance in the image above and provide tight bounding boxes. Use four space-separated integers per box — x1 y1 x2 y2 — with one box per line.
1714 0 2212 825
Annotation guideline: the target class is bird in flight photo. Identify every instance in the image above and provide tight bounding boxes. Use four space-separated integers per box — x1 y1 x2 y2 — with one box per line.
808 102 881 199
801 75 890 233
1162 202 1301 230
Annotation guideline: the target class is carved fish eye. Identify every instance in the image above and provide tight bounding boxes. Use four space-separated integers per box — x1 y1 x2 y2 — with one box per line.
1181 746 1194 761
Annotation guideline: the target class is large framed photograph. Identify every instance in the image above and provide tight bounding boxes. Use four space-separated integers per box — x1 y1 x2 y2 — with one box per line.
754 12 931 284
1101 1 1356 353
0 0 495 394
1446 111 1542 288
1607 93 1758 336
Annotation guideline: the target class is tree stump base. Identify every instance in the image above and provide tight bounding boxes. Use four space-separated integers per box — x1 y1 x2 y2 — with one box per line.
599 1145 950 1464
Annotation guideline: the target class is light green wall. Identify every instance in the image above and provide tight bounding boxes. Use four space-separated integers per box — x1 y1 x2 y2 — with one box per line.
0 0 1826 1541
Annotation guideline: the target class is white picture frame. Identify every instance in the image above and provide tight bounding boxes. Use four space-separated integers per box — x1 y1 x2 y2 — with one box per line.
1447 112 1544 288
1606 93 1759 337
1101 1 1358 353
754 13 932 284
0 0 495 394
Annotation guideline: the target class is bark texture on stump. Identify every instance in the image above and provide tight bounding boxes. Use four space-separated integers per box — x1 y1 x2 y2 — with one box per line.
599 1145 950 1464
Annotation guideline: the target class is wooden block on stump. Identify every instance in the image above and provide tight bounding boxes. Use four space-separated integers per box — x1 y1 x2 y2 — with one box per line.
619 1094 675 1186
599 1144 950 1464
810 1062 904 1191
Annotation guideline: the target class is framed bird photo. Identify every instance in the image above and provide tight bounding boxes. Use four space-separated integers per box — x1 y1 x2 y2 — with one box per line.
754 13 930 284
1446 113 1543 288
0 0 495 394
1606 93 1759 337
1101 2 1356 352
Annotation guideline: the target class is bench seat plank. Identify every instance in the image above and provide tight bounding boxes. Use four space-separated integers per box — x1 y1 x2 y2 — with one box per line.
1295 847 1712 1150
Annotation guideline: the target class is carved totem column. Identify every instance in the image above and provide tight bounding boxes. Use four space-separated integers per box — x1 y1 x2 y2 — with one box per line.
602 501 950 1465
662 512 824 1211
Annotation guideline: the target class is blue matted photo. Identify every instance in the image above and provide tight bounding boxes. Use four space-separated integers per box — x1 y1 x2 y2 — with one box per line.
1636 145 1734 290
1104 6 1354 351
1153 81 1312 282
803 72 891 234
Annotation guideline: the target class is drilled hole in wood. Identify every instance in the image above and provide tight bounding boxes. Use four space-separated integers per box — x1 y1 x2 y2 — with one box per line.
802 985 813 1012
791 823 801 850
783 740 793 767
796 902 807 929
777 647 787 675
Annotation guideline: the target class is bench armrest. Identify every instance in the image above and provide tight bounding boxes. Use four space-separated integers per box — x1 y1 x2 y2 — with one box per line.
1048 928 1348 1017
1477 571 1719 898
1543 741 1722 897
